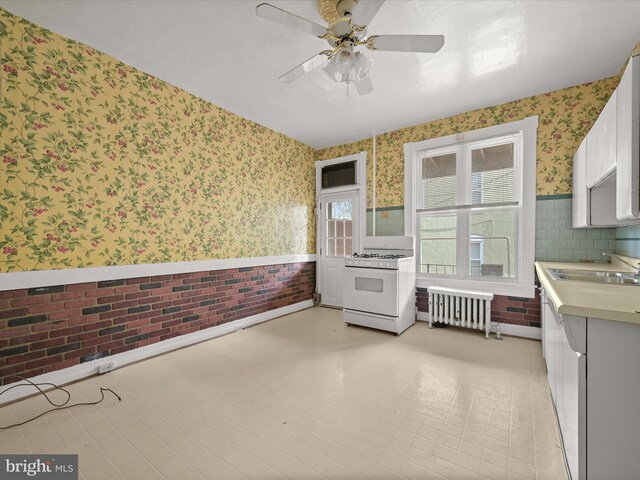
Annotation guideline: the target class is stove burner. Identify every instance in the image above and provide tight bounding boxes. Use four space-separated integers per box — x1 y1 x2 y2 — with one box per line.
352 253 407 260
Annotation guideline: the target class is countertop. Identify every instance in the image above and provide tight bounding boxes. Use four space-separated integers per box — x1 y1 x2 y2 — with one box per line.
535 257 640 325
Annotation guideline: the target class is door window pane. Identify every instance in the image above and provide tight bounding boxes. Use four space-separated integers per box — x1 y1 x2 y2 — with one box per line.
469 209 516 278
327 238 336 256
326 200 353 257
328 221 335 237
421 152 457 209
419 214 457 275
329 201 352 220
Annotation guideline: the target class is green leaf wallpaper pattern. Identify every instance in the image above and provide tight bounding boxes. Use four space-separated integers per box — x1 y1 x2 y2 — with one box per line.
317 71 621 208
0 8 316 272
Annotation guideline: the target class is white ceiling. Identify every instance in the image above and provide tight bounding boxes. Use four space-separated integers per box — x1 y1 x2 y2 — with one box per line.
2 0 640 149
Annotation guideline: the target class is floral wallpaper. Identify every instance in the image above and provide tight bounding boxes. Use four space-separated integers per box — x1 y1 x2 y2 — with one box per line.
0 8 315 272
317 75 620 208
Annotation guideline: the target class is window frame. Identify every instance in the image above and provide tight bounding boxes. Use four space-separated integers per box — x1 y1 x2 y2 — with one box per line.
325 200 354 258
404 116 538 297
315 152 367 254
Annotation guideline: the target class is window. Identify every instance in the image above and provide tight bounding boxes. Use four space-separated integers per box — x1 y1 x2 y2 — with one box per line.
321 161 356 189
404 116 538 297
326 200 353 257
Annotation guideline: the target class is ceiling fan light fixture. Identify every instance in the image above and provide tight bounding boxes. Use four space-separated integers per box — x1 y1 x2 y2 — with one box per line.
323 49 373 85
352 52 373 82
257 1 445 97
323 54 342 82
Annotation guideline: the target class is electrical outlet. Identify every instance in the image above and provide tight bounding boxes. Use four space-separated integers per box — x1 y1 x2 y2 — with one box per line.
98 361 115 374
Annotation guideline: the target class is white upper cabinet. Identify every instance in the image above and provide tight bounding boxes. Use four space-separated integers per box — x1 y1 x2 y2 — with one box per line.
586 90 617 188
572 55 640 227
616 56 640 220
573 138 625 227
590 173 627 226
572 140 589 228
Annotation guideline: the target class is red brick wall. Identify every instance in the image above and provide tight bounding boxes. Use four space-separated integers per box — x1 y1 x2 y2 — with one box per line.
0 262 315 385
416 288 541 328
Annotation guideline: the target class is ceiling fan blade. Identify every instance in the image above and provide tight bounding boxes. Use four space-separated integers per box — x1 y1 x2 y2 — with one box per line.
355 76 374 95
256 3 328 38
368 35 445 53
279 52 330 83
351 0 385 27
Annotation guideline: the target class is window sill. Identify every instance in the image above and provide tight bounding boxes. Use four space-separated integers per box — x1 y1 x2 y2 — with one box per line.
415 276 536 298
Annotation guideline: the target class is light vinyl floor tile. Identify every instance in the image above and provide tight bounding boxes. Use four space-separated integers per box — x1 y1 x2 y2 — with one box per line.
0 307 566 480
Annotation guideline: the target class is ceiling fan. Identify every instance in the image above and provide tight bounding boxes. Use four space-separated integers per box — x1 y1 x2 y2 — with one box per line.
255 0 444 95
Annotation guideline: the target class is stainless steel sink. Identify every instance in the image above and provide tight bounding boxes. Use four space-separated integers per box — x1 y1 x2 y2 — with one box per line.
548 268 640 285
551 269 629 277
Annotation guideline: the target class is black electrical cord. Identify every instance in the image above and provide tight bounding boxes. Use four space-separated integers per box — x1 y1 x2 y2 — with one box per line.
0 376 121 430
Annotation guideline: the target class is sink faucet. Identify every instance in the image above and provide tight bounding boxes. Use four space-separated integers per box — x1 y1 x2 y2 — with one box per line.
603 252 640 278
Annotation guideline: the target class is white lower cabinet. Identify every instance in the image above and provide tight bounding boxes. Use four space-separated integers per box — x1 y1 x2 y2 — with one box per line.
587 319 640 480
541 287 640 480
560 329 585 480
543 293 585 480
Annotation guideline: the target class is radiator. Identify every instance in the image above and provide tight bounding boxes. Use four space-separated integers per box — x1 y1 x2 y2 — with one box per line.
427 286 494 339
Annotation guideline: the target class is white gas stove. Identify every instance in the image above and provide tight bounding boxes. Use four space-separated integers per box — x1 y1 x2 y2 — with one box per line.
343 236 416 335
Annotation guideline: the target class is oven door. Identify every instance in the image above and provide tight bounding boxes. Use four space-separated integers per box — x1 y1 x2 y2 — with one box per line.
343 266 398 317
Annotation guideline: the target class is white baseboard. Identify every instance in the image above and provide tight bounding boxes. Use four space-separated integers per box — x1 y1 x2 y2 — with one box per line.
416 311 541 340
497 323 541 340
0 300 314 405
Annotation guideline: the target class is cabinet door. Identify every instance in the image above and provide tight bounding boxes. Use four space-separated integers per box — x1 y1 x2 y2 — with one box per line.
561 332 586 480
554 314 565 430
586 90 618 188
545 300 560 404
572 140 589 227
540 288 547 360
589 174 628 226
587 318 640 479
616 56 640 220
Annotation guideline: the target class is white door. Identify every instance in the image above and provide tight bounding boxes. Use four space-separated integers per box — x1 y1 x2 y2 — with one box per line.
319 191 360 308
